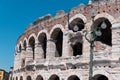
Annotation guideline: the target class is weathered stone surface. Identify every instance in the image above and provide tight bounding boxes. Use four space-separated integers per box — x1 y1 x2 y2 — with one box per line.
9 1 120 80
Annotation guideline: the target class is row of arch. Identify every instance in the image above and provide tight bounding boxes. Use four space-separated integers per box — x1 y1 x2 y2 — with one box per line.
13 74 109 80
16 13 114 59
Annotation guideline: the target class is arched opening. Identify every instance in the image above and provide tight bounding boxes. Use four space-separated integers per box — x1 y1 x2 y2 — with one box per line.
72 42 83 56
16 77 18 80
29 37 35 59
69 18 84 56
38 33 47 58
69 18 85 32
20 76 23 80
67 75 80 80
18 44 22 53
93 74 108 80
94 18 112 46
23 40 27 51
48 74 60 80
36 75 43 80
51 28 63 57
26 76 32 80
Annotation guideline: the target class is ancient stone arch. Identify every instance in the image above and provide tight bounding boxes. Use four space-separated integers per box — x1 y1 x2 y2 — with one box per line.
26 76 32 80
67 75 80 80
36 75 44 80
69 14 87 24
48 74 60 80
37 32 47 58
93 70 113 80
49 24 65 36
23 37 28 51
66 15 85 56
65 13 87 30
50 27 63 57
28 33 37 42
94 17 112 51
37 29 49 39
65 72 83 80
94 13 116 24
28 35 36 59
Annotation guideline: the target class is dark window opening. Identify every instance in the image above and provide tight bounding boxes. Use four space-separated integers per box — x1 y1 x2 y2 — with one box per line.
67 75 80 80
42 35 47 58
27 76 32 80
29 37 35 59
96 19 112 46
18 44 22 53
23 41 27 51
36 75 43 80
51 28 63 57
69 18 85 32
97 75 108 80
55 30 63 57
38 33 47 59
93 75 108 80
49 75 60 80
72 43 83 56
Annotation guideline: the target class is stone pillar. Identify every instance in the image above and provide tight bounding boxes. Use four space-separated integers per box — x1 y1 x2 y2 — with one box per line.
26 44 33 62
46 38 56 59
111 28 120 60
14 53 20 70
62 32 73 57
35 40 44 61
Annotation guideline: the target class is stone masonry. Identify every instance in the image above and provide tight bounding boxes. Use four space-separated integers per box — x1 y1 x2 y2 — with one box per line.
9 0 120 80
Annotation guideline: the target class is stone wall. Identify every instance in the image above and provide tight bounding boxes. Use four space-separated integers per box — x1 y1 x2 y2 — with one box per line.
10 1 120 80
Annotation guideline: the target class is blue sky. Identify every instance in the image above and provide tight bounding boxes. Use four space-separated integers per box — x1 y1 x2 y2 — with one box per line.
0 0 88 72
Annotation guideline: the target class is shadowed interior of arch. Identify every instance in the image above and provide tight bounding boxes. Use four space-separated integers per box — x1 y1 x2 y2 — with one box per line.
36 75 43 80
48 74 60 80
29 36 35 59
94 18 112 46
67 75 80 80
69 18 85 32
38 33 47 58
51 28 63 57
72 42 83 56
27 76 32 80
93 74 108 80
19 44 22 52
69 18 84 56
23 40 27 51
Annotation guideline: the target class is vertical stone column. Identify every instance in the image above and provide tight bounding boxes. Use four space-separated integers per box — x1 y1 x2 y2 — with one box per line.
20 45 27 67
46 38 56 59
35 40 44 61
26 44 33 62
62 32 73 57
14 53 20 70
82 37 90 57
111 28 120 59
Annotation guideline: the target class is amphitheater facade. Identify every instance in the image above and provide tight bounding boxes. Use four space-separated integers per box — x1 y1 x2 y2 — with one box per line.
9 0 120 80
